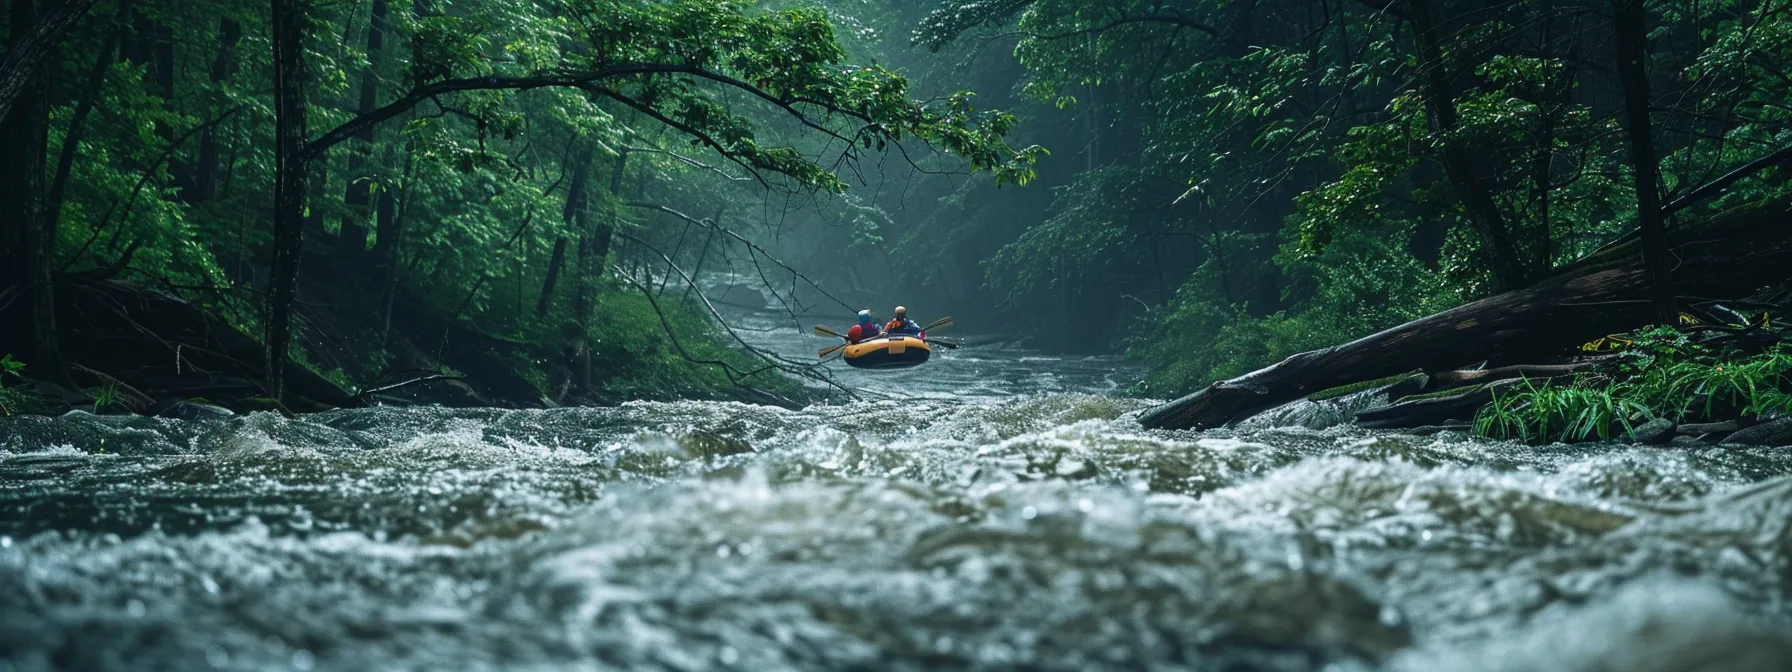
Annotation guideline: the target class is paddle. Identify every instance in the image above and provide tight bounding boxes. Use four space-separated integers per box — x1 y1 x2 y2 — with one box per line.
921 316 953 332
818 343 848 359
926 339 960 349
814 325 845 339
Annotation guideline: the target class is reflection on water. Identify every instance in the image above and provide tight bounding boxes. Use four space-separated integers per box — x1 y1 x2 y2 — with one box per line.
3 309 1791 670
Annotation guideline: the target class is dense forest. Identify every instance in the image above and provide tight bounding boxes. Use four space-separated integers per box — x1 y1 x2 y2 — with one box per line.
3 0 1791 421
10 3 1792 668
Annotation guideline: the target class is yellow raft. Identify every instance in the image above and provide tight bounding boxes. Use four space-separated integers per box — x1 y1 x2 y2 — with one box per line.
843 335 931 369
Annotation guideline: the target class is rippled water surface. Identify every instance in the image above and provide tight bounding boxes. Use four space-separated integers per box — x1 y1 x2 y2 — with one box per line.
5 315 1792 671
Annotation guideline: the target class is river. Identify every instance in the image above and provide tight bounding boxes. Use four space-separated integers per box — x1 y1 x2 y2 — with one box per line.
3 306 1791 671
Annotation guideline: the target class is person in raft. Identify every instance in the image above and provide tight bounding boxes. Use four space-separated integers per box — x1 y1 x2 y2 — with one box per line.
885 306 924 336
846 309 882 344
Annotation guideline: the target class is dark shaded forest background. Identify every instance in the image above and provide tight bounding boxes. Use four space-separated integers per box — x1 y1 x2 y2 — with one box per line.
2 0 1789 411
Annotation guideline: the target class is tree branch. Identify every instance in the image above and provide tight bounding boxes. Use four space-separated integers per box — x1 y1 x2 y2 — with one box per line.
625 201 857 313
615 232 856 400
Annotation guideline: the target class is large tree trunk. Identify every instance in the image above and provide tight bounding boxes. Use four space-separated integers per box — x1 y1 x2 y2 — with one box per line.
0 0 96 123
1138 197 1792 430
1 0 71 387
267 0 310 401
339 0 388 260
1611 0 1675 324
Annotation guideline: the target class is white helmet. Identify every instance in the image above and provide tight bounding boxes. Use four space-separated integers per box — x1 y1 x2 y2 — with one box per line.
857 309 871 319
894 305 907 315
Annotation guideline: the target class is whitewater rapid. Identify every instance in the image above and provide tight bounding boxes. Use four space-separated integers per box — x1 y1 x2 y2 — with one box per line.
3 309 1790 670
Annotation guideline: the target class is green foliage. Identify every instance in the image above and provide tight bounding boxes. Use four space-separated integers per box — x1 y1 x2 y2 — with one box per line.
0 355 23 379
900 0 1792 397
19 0 1792 414
1476 379 1651 444
1477 328 1792 444
91 382 120 413
0 355 44 416
1126 300 1343 398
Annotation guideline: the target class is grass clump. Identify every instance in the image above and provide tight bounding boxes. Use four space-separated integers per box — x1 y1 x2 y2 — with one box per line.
1476 327 1792 443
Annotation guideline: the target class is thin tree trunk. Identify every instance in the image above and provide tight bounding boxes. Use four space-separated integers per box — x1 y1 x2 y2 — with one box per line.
305 150 329 238
1611 0 1675 324
339 0 388 260
376 145 414 343
267 0 310 401
0 0 97 122
565 150 596 394
191 18 242 203
1 0 71 387
535 236 568 317
1532 0 1555 267
1406 0 1531 291
45 20 119 231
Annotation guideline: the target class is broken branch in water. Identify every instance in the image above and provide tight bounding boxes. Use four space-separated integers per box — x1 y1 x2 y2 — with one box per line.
353 374 467 403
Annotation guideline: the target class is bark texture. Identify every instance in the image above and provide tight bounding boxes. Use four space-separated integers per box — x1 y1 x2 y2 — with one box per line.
267 0 310 401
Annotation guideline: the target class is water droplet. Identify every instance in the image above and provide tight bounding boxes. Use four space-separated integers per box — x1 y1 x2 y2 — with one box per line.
1378 604 1404 627
1021 506 1037 520
717 544 732 558
1077 498 1093 512
202 577 220 594
719 646 739 665
292 649 315 671
126 599 145 617
0 536 10 548
935 635 953 653
1420 530 1433 542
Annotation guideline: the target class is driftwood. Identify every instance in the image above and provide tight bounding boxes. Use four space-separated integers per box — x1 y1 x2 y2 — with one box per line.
1353 380 1517 430
1141 198 1792 430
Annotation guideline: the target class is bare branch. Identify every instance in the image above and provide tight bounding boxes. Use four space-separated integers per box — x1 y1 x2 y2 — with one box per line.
625 202 858 313
615 232 857 400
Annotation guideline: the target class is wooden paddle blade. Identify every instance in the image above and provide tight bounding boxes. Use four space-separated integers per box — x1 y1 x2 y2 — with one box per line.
818 343 848 359
922 316 953 331
814 325 843 338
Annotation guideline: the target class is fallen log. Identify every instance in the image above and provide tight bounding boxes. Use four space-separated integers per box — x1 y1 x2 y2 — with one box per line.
1140 197 1792 430
1425 360 1608 388
1354 380 1517 430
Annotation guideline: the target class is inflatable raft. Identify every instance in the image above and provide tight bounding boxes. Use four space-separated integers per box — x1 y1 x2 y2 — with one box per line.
843 335 931 369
